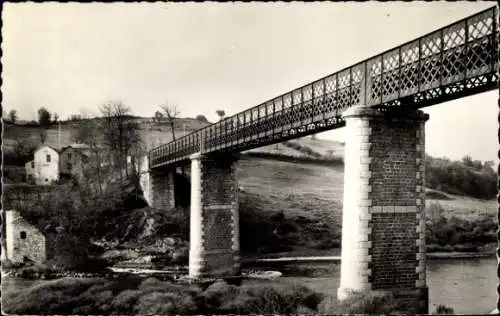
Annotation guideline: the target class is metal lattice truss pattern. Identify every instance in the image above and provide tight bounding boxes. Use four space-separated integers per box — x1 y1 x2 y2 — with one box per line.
150 7 499 169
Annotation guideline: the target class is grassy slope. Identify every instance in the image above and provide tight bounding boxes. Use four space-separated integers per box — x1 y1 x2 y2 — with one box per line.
246 137 344 160
237 155 496 220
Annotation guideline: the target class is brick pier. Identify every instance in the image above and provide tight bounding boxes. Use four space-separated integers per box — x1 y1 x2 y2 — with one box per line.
338 105 429 314
189 153 240 279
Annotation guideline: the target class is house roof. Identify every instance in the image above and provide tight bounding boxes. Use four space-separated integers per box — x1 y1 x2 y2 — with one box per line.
59 143 91 157
35 145 60 154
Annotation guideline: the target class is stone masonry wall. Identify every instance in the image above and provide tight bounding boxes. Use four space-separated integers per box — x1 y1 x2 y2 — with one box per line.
189 153 239 278
150 169 175 210
5 210 47 264
339 106 428 314
368 115 424 292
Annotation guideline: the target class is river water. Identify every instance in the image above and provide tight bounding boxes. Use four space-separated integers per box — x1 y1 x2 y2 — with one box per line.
267 257 498 315
3 257 498 314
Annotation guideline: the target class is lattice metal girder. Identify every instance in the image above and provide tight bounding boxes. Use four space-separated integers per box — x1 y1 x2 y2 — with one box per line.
149 6 498 169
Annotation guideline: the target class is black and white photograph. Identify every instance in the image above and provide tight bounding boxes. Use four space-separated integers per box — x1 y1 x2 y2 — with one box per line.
1 2 499 315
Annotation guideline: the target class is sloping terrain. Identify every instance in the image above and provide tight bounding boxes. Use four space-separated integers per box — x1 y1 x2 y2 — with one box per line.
3 118 211 153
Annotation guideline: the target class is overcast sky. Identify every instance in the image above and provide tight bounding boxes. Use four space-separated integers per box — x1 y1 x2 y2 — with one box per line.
2 2 498 161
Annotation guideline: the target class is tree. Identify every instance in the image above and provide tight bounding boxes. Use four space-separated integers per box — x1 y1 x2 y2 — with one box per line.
39 130 48 144
160 103 180 141
38 107 51 125
8 110 17 123
216 109 226 121
100 101 142 183
13 139 37 165
69 114 82 121
73 115 106 194
154 111 164 123
53 113 59 123
196 114 208 123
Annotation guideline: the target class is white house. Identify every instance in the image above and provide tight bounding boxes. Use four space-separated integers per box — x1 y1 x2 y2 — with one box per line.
25 146 60 185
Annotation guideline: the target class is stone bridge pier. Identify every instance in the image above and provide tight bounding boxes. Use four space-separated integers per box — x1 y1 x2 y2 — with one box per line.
140 158 176 210
139 154 241 279
189 153 240 279
338 105 429 314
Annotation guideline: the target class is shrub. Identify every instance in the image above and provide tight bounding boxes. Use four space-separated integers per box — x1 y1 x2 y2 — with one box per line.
318 291 404 314
216 282 322 314
111 289 143 314
2 277 104 314
3 276 325 315
434 304 455 314
426 209 496 251
196 115 209 123
134 291 197 315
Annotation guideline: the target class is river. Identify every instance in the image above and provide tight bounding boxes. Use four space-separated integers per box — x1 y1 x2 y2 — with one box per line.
261 256 498 315
3 257 498 314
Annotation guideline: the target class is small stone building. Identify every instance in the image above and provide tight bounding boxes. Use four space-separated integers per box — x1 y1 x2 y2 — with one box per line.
5 210 47 264
59 144 91 179
25 146 60 185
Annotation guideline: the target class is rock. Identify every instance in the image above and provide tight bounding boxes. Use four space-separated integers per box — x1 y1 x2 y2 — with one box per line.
171 247 189 264
101 249 140 262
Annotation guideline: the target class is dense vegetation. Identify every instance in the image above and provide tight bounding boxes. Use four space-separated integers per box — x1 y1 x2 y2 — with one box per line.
2 277 323 315
3 277 454 315
426 203 496 252
426 155 497 200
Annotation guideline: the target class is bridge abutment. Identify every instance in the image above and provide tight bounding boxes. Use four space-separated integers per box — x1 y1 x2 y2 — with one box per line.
149 169 176 210
139 156 176 209
189 153 240 279
338 106 429 314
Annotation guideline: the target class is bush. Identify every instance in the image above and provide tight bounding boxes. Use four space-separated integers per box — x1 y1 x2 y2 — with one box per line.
2 277 104 314
318 291 405 314
434 304 455 314
426 207 496 251
3 276 324 315
196 115 209 123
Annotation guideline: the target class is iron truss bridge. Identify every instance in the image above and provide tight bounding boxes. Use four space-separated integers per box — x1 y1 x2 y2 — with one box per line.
150 6 498 169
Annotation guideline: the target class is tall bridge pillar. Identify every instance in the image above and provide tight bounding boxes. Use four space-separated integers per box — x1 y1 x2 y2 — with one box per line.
189 153 240 279
338 105 429 314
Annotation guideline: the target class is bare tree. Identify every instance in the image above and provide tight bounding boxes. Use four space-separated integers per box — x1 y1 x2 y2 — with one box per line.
73 113 105 195
100 101 141 183
216 109 226 121
160 103 180 141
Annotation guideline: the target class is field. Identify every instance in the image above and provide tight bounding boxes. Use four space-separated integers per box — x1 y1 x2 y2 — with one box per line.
236 155 497 223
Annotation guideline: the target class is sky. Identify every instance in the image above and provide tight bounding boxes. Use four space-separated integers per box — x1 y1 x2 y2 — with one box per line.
2 2 498 161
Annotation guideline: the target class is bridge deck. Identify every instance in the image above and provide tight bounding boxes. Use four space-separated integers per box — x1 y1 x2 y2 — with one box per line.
150 6 498 169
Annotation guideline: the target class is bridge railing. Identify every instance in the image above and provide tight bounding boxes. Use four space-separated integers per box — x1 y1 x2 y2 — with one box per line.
150 6 498 169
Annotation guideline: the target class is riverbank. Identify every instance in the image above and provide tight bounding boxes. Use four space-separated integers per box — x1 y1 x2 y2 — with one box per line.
243 245 496 264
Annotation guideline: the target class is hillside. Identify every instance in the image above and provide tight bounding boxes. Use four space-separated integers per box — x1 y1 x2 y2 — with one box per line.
3 117 211 154
236 155 497 227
